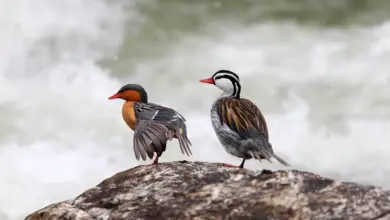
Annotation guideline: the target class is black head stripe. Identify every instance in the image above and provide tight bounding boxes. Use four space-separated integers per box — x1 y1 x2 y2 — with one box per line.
214 74 241 99
213 70 240 82
234 80 241 99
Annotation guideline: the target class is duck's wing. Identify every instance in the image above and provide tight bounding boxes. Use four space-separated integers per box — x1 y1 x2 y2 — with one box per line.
132 102 192 158
216 98 269 139
132 120 168 160
216 98 290 166
134 102 186 122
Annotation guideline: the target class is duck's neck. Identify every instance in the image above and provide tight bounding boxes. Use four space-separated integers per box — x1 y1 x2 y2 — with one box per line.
220 90 240 99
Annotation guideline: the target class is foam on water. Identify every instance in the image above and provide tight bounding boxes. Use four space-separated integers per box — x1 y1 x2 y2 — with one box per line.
2 1 390 219
0 0 135 219
122 21 390 186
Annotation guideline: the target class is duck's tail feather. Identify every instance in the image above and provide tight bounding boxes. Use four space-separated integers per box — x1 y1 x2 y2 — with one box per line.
272 153 291 166
251 139 290 167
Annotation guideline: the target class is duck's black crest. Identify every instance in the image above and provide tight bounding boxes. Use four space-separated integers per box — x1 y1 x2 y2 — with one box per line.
118 84 148 103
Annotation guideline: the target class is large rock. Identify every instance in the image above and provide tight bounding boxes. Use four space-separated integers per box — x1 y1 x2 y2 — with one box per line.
26 161 390 220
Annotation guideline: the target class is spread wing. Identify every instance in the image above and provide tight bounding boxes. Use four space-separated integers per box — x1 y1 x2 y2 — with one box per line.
134 102 186 124
216 98 269 139
133 120 169 160
132 102 192 160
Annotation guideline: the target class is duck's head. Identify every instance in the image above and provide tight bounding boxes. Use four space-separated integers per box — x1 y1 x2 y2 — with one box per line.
200 70 241 99
108 84 148 103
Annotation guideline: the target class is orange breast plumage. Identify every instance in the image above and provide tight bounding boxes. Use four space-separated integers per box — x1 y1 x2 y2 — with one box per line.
122 101 137 131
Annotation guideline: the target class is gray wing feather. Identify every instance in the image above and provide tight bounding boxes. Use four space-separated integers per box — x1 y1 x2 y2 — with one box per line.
133 120 170 161
136 134 148 160
141 133 154 159
134 102 192 158
144 125 163 153
133 137 141 160
164 119 192 157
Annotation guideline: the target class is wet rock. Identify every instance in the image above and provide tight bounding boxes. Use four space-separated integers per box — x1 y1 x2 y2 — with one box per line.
25 161 390 220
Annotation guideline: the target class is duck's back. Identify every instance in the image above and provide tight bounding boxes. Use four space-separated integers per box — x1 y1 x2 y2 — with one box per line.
211 97 269 139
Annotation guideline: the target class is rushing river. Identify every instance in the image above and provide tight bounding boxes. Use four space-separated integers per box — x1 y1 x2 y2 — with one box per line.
1 0 390 219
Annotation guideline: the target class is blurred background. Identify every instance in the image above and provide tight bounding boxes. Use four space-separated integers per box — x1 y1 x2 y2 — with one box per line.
2 0 390 219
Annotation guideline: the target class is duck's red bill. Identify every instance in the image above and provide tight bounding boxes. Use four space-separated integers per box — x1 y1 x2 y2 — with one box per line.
108 93 121 100
200 78 214 84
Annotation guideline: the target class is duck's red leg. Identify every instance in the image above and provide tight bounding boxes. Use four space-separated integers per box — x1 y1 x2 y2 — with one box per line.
223 163 240 168
223 159 245 168
147 155 159 166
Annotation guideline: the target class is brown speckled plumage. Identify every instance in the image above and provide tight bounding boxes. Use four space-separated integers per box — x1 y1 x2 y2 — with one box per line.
201 70 290 168
216 98 269 139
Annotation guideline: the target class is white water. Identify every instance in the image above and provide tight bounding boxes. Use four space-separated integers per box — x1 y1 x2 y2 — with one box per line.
2 1 390 219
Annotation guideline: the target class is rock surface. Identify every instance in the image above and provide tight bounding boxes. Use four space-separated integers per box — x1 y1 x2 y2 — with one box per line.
26 161 390 220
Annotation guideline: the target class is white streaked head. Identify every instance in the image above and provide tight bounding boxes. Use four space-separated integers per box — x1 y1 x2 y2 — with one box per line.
200 70 241 98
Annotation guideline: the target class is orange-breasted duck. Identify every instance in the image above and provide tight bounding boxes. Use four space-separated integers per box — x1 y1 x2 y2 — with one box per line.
108 84 192 165
200 70 290 168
